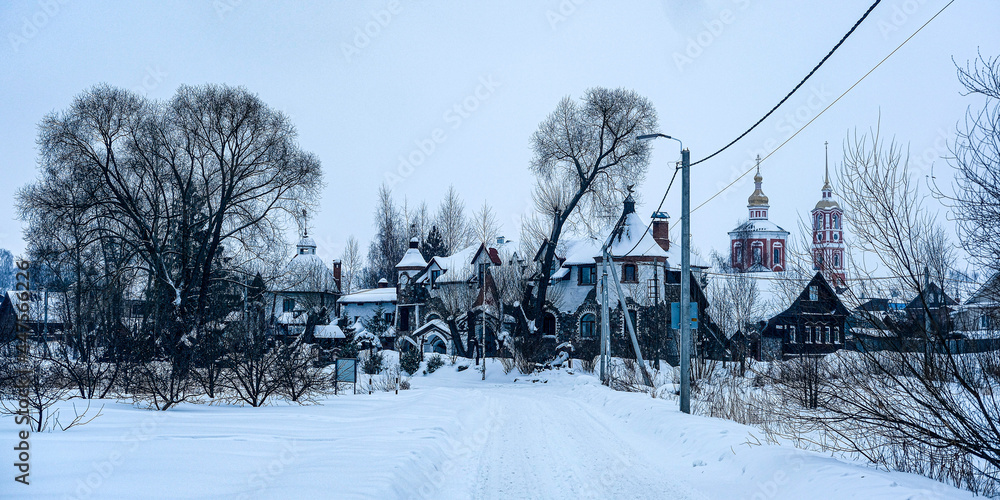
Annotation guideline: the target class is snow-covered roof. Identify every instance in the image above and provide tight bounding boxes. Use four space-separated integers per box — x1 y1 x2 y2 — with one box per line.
728 219 789 235
313 324 345 339
4 290 67 324
338 287 397 304
413 318 451 337
608 212 670 259
397 248 426 269
280 253 337 293
560 238 602 266
397 238 427 270
422 245 479 283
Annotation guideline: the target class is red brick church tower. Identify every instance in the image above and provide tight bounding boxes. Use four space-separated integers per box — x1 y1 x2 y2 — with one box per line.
811 142 846 286
729 157 789 272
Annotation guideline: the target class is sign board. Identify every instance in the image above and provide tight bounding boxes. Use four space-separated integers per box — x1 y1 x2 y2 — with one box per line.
670 302 698 330
336 358 357 383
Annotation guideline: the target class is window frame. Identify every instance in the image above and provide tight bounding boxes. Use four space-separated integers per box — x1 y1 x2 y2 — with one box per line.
580 313 596 338
622 264 637 283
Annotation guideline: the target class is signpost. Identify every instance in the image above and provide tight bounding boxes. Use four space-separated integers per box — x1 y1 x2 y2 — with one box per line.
334 358 357 395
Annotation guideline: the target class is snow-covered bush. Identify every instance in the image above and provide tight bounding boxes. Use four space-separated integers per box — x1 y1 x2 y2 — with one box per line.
361 350 384 375
426 354 444 374
400 348 422 375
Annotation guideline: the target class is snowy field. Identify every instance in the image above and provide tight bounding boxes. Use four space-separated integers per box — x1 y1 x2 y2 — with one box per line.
17 359 973 499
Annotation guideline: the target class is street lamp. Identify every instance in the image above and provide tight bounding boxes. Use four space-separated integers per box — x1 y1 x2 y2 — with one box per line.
637 133 692 414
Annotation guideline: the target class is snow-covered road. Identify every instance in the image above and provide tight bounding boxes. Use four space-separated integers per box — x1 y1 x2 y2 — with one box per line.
22 361 971 499
449 390 707 499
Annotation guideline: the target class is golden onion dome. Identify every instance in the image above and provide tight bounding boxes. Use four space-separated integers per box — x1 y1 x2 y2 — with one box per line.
748 172 769 207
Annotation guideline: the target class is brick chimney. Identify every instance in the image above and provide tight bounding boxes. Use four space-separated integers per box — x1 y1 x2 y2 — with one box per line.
651 211 670 251
332 259 342 292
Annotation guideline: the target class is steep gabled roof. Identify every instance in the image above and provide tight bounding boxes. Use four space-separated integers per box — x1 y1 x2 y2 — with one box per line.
771 272 850 321
905 282 957 310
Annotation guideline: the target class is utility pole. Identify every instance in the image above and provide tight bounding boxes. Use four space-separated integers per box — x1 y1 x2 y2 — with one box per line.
679 148 692 414
600 260 610 384
637 134 691 413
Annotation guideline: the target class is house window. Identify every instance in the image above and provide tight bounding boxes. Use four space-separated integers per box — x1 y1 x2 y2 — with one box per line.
817 232 824 242
430 270 441 288
809 285 818 301
626 309 638 330
282 298 295 312
786 325 795 344
805 326 812 343
773 246 782 267
622 264 637 283
834 327 841 344
752 245 762 265
732 243 742 267
825 326 831 344
833 232 840 241
833 214 840 229
579 265 596 285
833 253 840 268
815 214 822 229
478 263 487 287
580 313 596 338
542 313 557 336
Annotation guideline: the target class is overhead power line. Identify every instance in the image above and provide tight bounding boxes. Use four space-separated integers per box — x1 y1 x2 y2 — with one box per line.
614 0 886 259
691 0 956 214
688 0 884 168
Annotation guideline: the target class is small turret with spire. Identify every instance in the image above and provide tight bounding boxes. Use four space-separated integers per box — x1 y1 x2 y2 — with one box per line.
747 156 770 220
815 141 840 210
296 209 317 255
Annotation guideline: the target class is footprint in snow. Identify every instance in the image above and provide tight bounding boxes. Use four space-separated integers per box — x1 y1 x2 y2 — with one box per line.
692 460 706 467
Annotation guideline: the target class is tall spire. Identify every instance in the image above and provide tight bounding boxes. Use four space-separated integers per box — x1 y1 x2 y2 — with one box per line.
823 141 831 191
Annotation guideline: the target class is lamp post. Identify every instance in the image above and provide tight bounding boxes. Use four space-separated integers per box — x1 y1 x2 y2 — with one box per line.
637 133 692 414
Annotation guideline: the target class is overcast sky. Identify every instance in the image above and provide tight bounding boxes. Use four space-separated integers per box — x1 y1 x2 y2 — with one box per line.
1 0 996 269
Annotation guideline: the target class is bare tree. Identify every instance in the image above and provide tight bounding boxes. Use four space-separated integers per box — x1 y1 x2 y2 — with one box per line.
471 200 501 245
707 251 761 375
429 269 477 357
778 122 1000 494
341 235 363 295
20 84 323 394
528 87 657 330
435 185 472 254
367 184 406 285
406 200 432 244
940 52 1000 274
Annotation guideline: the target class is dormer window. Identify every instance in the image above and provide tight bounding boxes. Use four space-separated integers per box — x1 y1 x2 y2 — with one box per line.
579 265 596 285
809 285 819 301
430 269 441 288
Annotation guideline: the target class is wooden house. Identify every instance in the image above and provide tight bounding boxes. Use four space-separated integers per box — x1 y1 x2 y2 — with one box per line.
759 272 850 360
